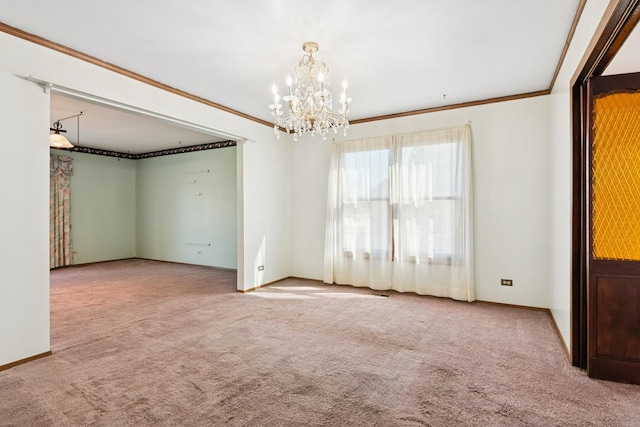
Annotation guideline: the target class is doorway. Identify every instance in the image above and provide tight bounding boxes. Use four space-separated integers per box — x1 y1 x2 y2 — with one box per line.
571 0 640 383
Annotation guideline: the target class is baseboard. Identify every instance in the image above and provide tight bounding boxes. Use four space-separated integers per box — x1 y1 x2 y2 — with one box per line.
0 351 52 372
476 300 571 362
547 310 571 362
56 257 238 273
51 257 137 270
474 299 548 312
236 278 573 362
135 258 237 272
239 276 338 293
237 276 294 293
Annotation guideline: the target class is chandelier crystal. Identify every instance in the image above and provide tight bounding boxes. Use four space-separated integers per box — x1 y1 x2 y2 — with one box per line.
269 42 351 141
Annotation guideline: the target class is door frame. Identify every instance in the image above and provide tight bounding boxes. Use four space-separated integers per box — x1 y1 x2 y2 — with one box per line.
571 0 640 368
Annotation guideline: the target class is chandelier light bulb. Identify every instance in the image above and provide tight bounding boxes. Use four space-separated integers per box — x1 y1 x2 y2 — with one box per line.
286 75 293 97
271 84 278 95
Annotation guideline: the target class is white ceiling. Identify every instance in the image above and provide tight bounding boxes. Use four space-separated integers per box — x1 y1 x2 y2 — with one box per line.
1 1 638 153
50 95 227 154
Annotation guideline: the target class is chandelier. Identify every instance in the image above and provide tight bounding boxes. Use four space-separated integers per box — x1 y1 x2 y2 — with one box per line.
269 42 351 141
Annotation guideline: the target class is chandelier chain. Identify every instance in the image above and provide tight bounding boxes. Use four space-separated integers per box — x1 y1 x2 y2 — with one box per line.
52 111 83 145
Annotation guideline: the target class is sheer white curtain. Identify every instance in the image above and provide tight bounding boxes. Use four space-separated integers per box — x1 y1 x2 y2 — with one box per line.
324 136 394 290
324 125 474 301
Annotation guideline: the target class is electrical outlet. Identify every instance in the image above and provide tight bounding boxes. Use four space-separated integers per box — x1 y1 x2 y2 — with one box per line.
258 265 264 271
501 279 513 286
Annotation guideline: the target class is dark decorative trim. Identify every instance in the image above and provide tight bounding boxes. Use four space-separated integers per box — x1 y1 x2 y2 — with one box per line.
0 351 52 372
60 140 236 159
135 141 236 159
68 146 137 159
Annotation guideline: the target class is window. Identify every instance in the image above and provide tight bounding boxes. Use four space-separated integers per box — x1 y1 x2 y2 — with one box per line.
341 148 390 260
394 141 461 264
324 126 474 301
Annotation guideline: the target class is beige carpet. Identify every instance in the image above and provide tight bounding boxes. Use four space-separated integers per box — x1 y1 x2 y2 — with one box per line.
1 258 638 426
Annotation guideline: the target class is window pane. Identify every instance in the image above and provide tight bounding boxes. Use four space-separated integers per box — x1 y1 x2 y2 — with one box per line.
338 139 461 262
343 149 389 200
397 141 460 261
400 142 459 200
341 149 390 259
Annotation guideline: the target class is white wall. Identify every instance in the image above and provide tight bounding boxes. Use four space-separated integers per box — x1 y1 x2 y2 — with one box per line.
0 0 614 366
0 30 291 365
51 149 137 264
292 96 551 308
2 28 292 293
548 0 611 349
290 137 332 280
0 69 50 366
236 138 292 291
136 147 237 269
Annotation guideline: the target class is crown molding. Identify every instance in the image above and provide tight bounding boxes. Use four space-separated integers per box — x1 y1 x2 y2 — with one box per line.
1 1 587 129
349 90 550 125
0 21 271 128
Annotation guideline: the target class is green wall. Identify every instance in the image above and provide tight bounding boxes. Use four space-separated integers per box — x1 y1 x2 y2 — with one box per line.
52 146 237 269
51 149 136 264
136 147 237 269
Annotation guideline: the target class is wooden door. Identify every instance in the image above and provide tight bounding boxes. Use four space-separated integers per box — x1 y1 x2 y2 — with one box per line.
588 72 640 384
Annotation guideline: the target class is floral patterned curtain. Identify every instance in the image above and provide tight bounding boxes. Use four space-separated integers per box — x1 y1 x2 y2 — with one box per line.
50 154 73 268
